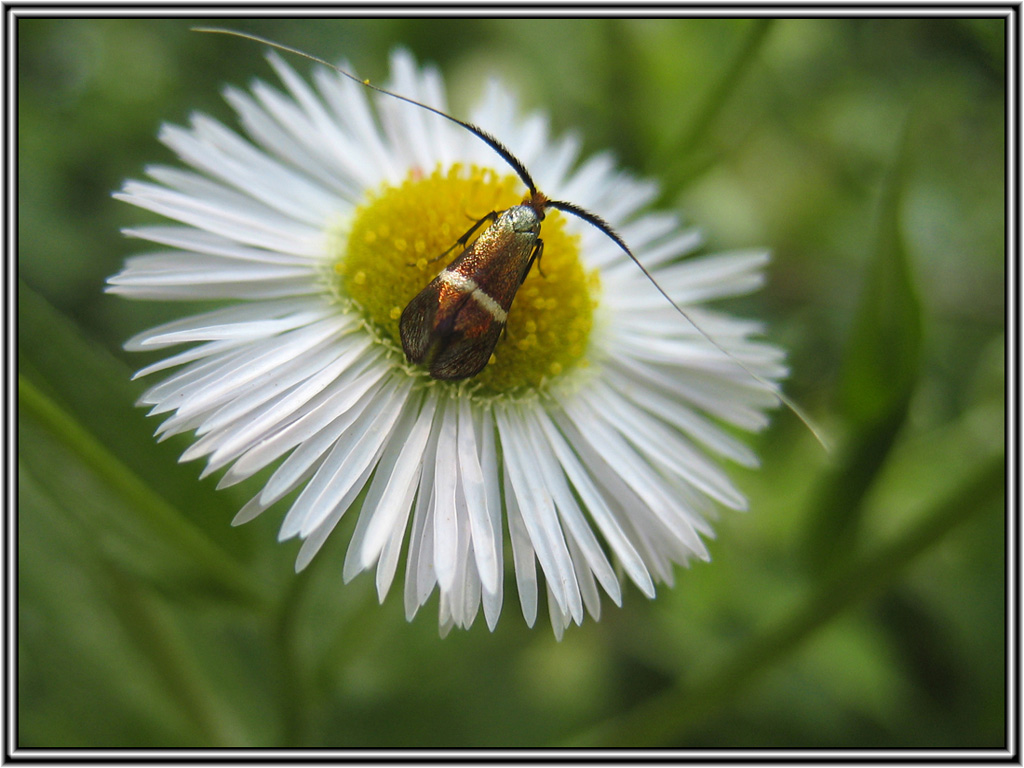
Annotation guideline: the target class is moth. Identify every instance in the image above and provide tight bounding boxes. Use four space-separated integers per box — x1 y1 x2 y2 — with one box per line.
399 204 545 379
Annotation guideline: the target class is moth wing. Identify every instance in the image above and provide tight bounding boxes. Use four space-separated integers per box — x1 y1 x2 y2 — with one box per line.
399 285 443 363
429 319 504 379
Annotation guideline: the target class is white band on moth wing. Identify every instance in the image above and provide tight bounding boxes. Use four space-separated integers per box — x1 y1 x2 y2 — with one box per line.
439 270 508 324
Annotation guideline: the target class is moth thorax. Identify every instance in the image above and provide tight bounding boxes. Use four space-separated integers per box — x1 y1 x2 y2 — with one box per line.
505 205 543 235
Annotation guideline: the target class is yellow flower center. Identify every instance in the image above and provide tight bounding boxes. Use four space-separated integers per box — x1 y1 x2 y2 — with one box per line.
334 165 599 396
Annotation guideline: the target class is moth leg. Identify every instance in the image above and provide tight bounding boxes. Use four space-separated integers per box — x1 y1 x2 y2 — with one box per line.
525 238 545 281
426 211 499 264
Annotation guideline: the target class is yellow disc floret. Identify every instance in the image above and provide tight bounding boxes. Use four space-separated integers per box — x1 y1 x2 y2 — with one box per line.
335 165 598 396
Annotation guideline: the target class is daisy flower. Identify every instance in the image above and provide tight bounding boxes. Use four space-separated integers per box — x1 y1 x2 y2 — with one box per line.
108 46 786 638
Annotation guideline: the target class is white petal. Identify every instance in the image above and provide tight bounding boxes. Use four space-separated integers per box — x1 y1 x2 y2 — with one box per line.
456 397 500 595
117 174 318 257
268 372 391 514
293 457 375 572
291 381 414 571
288 378 410 539
404 493 434 618
200 334 366 438
606 367 759 467
478 408 505 630
586 382 747 510
160 117 340 225
124 298 327 350
553 406 709 563
532 411 654 598
159 316 350 426
313 72 402 188
431 398 460 593
610 355 773 432
521 409 621 606
346 393 437 578
504 462 537 628
224 82 361 197
567 534 602 622
496 406 582 624
121 226 316 266
330 390 427 587
132 339 246 381
201 342 372 477
546 585 570 642
224 355 385 485
404 411 445 617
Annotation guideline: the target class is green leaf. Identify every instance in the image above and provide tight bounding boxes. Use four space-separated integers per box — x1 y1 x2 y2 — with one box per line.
803 127 924 570
657 19 774 195
19 375 264 606
837 137 923 424
19 463 250 746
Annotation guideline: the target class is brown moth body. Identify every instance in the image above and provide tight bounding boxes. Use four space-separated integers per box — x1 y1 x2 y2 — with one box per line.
400 202 544 380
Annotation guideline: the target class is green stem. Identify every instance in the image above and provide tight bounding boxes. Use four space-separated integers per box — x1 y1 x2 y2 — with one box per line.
656 19 774 197
22 461 247 746
19 374 264 607
567 454 1004 746
677 19 773 155
101 562 247 745
274 567 314 746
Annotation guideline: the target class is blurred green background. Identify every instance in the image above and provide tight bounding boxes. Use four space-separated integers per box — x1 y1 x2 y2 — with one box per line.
18 18 1006 748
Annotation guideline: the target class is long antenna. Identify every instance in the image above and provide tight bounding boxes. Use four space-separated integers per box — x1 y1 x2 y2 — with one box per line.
193 27 827 450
